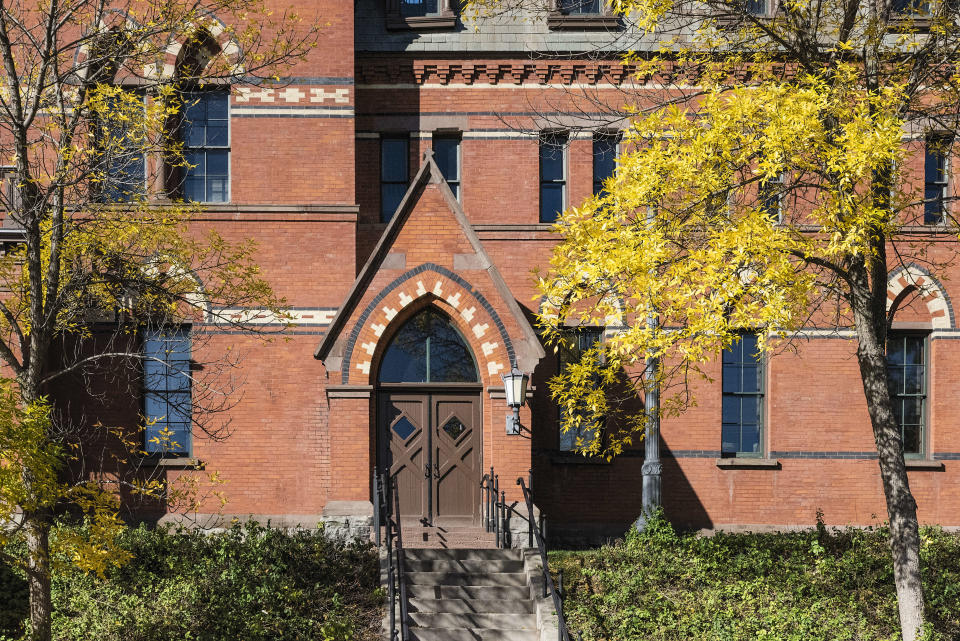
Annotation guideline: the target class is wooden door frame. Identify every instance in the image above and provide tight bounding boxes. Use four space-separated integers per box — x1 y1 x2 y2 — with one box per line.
377 384 483 526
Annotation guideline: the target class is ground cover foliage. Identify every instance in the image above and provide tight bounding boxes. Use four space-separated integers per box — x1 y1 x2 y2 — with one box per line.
551 513 960 641
0 521 382 641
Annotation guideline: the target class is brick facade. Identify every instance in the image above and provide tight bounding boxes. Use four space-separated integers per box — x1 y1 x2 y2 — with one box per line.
62 2 960 540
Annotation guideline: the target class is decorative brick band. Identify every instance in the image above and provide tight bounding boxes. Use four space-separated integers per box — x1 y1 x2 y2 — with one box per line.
357 60 642 87
341 263 517 385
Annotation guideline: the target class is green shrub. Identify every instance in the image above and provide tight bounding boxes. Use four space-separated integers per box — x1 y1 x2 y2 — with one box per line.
551 512 960 641
1 521 382 641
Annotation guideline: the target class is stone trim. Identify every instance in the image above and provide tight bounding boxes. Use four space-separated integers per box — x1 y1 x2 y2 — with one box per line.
715 458 780 469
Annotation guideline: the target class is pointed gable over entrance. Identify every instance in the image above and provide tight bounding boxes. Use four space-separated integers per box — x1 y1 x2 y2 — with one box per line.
315 151 544 386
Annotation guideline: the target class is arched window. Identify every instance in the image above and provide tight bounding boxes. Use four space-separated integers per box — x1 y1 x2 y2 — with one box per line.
168 32 230 203
378 308 479 383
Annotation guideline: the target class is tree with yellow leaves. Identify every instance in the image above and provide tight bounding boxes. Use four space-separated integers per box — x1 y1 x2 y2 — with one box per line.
0 2 316 640
464 0 960 638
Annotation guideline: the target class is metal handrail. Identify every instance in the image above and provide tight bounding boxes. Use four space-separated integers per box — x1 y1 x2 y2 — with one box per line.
379 471 409 641
518 476 571 641
392 476 410 641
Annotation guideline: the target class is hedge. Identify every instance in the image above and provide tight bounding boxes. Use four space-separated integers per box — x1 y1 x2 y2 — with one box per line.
0 521 382 641
551 513 960 641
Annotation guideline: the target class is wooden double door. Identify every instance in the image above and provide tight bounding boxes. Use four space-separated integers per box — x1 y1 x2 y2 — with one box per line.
378 389 482 526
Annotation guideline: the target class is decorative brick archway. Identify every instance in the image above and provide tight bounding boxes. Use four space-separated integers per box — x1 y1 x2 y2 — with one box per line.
341 263 515 386
886 264 955 329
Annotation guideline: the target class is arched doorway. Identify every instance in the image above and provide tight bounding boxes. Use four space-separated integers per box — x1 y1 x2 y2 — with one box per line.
376 307 482 527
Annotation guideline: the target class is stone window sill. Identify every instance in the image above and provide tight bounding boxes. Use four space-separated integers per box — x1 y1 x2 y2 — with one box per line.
547 14 621 29
905 459 944 470
386 13 457 30
139 457 205 470
716 457 780 469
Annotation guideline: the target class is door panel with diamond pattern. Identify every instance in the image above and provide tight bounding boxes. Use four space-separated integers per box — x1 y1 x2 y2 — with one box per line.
433 395 481 526
379 394 429 522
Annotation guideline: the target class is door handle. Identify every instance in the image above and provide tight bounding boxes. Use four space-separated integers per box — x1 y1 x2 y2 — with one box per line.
424 463 431 479
434 461 441 477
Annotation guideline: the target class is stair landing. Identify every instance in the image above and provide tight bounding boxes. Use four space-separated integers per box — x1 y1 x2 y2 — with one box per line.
394 524 499 549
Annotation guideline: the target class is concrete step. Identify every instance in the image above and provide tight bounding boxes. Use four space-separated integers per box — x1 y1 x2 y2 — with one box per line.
408 629 538 641
405 584 532 601
408 612 538 630
405 559 525 573
408 597 535 614
404 548 520 561
405 572 528 587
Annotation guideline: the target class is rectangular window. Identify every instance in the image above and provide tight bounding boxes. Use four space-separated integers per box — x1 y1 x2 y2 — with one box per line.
540 132 567 223
143 326 192 455
381 135 409 222
97 92 146 203
924 135 950 225
887 333 926 457
558 0 602 12
744 0 769 14
182 90 229 203
433 133 461 200
401 0 438 15
721 333 763 457
558 327 603 451
593 132 619 196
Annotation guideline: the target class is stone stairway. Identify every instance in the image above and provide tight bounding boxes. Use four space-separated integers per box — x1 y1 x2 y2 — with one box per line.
399 547 541 641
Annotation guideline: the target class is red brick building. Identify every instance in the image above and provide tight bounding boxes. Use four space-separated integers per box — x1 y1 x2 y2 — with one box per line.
96 0 960 543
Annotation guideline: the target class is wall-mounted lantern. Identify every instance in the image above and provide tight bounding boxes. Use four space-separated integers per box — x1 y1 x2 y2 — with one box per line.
501 366 529 435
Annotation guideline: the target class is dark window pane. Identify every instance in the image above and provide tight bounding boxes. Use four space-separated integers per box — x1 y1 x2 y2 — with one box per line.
540 144 565 182
401 0 438 16
721 397 740 424
434 137 460 182
721 423 741 454
722 364 741 393
887 337 905 365
593 136 617 194
740 396 760 423
740 424 761 453
903 424 922 455
741 364 760 393
744 0 766 13
540 184 564 223
887 367 905 395
206 124 229 147
424 311 478 382
381 138 409 182
392 416 417 440
381 184 407 222
903 365 923 395
206 150 229 176
902 397 922 427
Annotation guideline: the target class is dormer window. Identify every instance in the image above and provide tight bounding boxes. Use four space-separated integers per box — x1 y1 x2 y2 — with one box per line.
386 0 457 30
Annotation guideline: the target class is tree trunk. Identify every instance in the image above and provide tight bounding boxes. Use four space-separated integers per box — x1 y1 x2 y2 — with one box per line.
855 319 925 641
24 511 52 641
